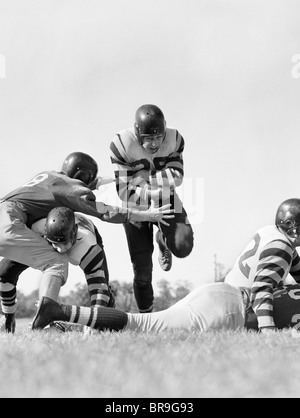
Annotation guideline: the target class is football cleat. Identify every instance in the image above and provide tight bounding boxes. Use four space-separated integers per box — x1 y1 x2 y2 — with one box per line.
5 313 16 333
156 230 172 272
49 321 67 333
31 297 67 330
0 313 16 333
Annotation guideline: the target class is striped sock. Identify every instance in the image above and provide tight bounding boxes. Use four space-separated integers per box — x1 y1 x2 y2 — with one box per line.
62 305 128 331
0 283 17 314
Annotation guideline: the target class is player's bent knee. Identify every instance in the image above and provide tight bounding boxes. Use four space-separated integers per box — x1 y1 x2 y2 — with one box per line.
168 226 194 258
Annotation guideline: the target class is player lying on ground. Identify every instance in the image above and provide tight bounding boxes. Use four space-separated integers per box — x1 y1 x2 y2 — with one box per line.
31 281 300 333
0 152 173 332
225 198 300 333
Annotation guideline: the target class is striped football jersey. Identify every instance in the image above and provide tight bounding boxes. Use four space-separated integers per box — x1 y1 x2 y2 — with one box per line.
32 214 111 307
225 225 300 328
110 127 184 208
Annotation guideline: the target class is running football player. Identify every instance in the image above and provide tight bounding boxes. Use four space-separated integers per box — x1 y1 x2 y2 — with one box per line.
225 198 300 333
0 152 173 332
110 104 194 313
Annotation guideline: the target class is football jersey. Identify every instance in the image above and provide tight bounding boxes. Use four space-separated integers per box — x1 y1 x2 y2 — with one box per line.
110 127 184 207
273 284 300 331
225 225 300 328
1 170 129 227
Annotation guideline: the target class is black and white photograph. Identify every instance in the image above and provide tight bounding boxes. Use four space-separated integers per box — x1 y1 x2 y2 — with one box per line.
1 0 300 400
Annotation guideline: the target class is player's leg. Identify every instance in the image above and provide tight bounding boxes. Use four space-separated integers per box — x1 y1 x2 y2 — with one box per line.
0 258 28 333
88 226 115 307
123 221 154 312
125 298 193 332
39 270 67 302
31 296 128 331
159 193 194 259
126 282 246 332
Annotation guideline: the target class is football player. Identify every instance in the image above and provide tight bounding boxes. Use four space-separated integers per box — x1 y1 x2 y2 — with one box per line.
33 207 115 308
30 280 300 334
0 152 174 332
32 281 251 332
225 198 300 333
110 104 194 313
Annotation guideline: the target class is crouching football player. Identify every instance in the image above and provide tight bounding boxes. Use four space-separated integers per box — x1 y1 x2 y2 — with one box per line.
0 206 116 333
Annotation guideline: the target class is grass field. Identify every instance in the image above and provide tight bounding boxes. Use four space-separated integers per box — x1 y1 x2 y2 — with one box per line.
1 319 300 398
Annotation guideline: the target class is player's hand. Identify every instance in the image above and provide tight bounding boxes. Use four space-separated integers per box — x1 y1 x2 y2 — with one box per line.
144 203 175 226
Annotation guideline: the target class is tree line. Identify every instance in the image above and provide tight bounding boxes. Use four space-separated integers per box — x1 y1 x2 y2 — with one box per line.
14 278 192 319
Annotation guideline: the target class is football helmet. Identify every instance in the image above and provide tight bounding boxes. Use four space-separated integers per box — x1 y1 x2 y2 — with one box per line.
275 198 300 237
134 104 166 141
45 207 78 244
61 152 98 185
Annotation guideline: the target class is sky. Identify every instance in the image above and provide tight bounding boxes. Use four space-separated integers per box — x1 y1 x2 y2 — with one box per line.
1 0 300 295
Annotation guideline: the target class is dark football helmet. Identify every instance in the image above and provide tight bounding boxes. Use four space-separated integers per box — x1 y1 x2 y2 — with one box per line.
61 152 98 185
134 104 166 141
275 198 300 237
45 207 78 244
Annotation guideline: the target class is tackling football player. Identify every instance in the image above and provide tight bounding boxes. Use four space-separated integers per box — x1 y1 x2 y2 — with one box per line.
110 104 194 313
225 198 300 333
0 152 174 332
